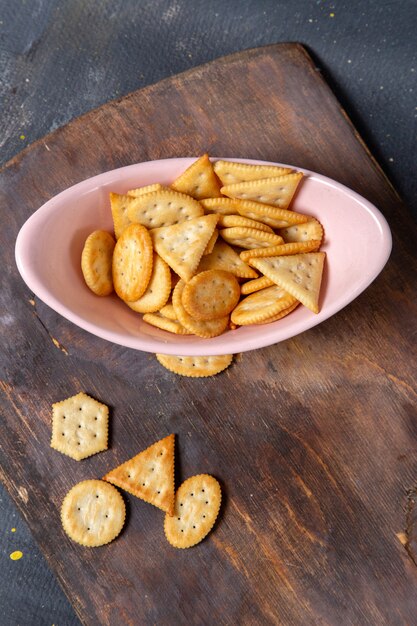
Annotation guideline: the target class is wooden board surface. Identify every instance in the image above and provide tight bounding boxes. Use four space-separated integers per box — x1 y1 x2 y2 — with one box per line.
1 44 416 625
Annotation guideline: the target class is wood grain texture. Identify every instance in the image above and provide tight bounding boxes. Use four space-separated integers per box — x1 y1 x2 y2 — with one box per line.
0 44 416 625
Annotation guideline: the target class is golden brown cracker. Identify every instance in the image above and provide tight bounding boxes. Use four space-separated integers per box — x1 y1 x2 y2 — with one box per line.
81 230 115 296
231 285 298 325
253 301 300 324
127 189 204 228
182 270 240 321
279 219 324 245
240 275 275 295
221 172 303 209
51 392 109 461
219 227 284 249
217 214 274 233
164 474 221 547
109 192 133 239
61 480 126 547
156 354 233 378
172 280 229 338
126 253 171 313
213 159 292 185
103 434 175 516
233 198 311 229
203 229 219 255
200 197 242 215
142 312 192 335
112 223 153 302
150 214 219 282
171 154 222 199
197 240 258 279
249 253 326 313
127 183 165 197
239 240 322 262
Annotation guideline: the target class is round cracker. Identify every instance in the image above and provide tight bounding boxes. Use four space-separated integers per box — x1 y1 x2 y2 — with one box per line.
156 354 233 378
217 215 274 232
143 312 192 335
126 253 171 313
253 301 300 324
61 480 126 547
164 474 222 548
182 270 240 321
81 230 115 296
231 285 298 325
112 223 153 302
172 280 229 338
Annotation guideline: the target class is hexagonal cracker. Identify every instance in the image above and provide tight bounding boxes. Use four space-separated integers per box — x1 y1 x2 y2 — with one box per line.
51 392 109 461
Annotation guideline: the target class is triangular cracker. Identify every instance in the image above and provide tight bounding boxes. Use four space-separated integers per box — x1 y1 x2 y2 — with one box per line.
197 240 258 279
150 214 219 282
127 189 204 229
221 172 303 209
171 154 222 199
213 160 292 185
103 434 175 515
249 253 326 313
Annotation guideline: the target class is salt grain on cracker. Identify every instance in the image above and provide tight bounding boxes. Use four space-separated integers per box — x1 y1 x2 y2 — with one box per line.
51 392 109 461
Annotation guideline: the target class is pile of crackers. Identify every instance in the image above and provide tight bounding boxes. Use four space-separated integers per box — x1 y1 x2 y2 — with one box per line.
81 155 325 376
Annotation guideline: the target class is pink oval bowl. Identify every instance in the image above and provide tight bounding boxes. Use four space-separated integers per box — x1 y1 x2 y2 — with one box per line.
15 157 392 355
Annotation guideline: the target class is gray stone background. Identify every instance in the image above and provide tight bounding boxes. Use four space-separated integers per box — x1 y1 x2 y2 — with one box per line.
0 1 416 624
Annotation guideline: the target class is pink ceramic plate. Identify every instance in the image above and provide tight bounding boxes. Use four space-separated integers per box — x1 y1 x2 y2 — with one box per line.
15 158 392 356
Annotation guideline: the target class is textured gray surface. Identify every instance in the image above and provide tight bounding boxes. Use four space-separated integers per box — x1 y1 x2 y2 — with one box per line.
0 1 416 624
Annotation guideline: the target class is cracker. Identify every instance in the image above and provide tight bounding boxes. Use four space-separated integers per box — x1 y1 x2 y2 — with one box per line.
217 214 274 233
51 392 109 461
197 240 258 279
230 286 298 325
103 434 175 516
221 172 304 209
143 312 192 335
249 253 326 313
127 183 165 197
164 474 221 547
279 219 324 245
172 280 229 338
81 230 115 296
253 301 300 324
200 197 242 216
240 240 322 262
220 227 284 249
158 302 177 320
171 154 222 199
213 159 292 185
127 189 204 229
182 270 240 321
109 192 133 239
240 275 274 295
61 480 126 547
234 198 311 229
112 223 153 302
126 253 171 313
203 228 219 255
156 354 233 378
150 214 219 282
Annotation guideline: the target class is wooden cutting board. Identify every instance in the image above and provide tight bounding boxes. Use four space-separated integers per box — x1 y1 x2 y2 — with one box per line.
1 44 416 625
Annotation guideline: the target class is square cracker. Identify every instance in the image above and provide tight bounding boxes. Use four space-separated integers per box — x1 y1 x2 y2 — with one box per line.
51 392 109 461
249 252 326 313
103 434 175 516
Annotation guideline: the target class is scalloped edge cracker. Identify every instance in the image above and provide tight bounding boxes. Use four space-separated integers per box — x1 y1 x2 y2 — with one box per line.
112 223 153 302
240 240 322 262
143 312 192 334
213 160 292 185
61 480 126 547
164 474 222 548
249 252 326 313
279 219 324 245
126 253 171 313
127 183 166 197
156 354 233 378
171 154 222 199
51 392 109 461
233 198 311 229
103 434 175 516
109 192 134 239
150 214 219 282
220 226 284 249
197 240 258 279
221 172 303 209
231 285 298 325
127 189 204 229
172 280 229 338
81 230 115 296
